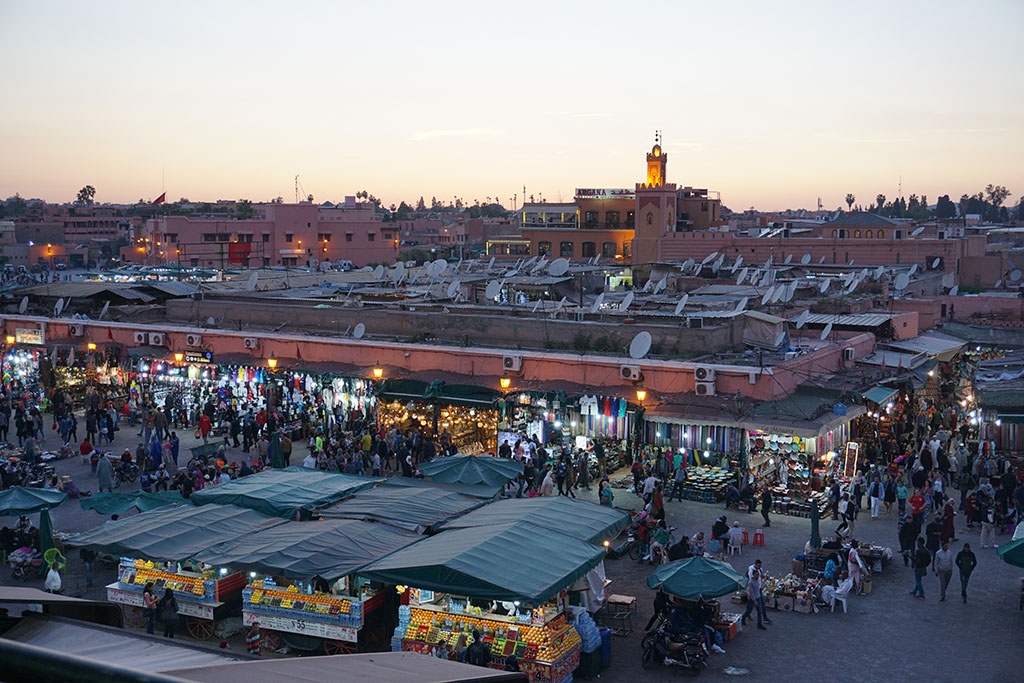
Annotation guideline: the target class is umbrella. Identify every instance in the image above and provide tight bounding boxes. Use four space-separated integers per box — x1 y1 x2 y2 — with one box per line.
80 490 184 515
270 432 284 469
647 556 749 601
0 487 67 569
810 500 821 549
38 508 55 559
997 537 1024 569
419 455 523 488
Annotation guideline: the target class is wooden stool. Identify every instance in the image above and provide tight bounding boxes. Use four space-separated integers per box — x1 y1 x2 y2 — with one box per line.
753 529 765 547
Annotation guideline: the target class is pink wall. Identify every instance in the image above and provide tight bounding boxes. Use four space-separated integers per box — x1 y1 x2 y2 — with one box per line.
889 298 941 330
2 317 875 404
941 295 1024 325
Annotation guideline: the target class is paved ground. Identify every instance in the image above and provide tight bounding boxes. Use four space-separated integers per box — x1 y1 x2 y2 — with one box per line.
5 424 1024 680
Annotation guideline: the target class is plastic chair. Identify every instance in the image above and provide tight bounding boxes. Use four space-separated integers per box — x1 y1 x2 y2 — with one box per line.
832 584 851 613
753 529 765 547
742 529 749 545
728 534 742 556
43 548 66 573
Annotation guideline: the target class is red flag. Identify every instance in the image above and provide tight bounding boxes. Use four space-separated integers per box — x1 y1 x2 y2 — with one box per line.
152 192 166 205
108 328 113 340
296 345 302 361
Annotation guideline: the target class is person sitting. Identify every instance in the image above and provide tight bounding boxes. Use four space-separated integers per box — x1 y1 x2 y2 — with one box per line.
823 553 839 586
668 535 692 561
821 570 854 611
691 532 707 556
724 483 740 509
712 515 729 542
647 521 670 565
727 521 745 551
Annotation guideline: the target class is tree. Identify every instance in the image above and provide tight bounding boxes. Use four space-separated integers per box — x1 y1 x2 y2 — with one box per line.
76 185 96 205
935 195 957 219
875 194 886 213
1017 196 1024 221
416 196 426 211
845 193 855 210
985 184 1011 207
236 199 255 219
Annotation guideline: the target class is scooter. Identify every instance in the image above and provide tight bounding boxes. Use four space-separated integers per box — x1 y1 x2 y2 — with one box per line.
641 622 708 676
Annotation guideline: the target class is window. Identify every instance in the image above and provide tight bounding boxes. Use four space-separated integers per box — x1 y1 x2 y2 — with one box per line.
622 241 632 259
368 233 375 242
854 230 861 238
701 201 709 212
626 211 635 228
878 230 885 239
584 211 598 228
894 230 903 240
646 213 653 225
838 229 847 239
864 230 872 238
560 241 574 257
832 230 838 238
164 233 178 243
262 258 270 266
238 233 253 243
262 233 270 242
538 241 551 256
345 233 353 242
606 211 620 229
581 242 596 257
285 233 294 243
318 233 332 242
602 241 617 257
202 233 218 242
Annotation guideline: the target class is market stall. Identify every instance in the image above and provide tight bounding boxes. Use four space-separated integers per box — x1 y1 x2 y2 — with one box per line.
440 496 629 546
66 503 285 639
419 455 523 489
192 519 421 653
189 468 381 519
380 476 504 500
376 380 500 454
359 521 606 683
79 490 185 516
645 556 747 650
318 486 488 534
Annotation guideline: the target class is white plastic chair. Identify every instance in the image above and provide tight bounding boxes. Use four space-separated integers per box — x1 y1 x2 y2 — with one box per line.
832 584 851 613
728 533 743 556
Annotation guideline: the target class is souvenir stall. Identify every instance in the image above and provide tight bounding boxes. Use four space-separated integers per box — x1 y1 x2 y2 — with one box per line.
643 418 744 471
191 519 420 654
376 380 500 455
2 347 45 401
499 392 564 448
360 522 606 683
48 345 127 406
66 503 285 640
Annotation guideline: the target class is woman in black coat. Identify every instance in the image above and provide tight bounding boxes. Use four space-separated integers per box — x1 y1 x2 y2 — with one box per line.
761 488 773 527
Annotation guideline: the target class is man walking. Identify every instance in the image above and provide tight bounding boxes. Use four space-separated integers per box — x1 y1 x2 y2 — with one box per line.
911 538 930 599
741 568 767 630
666 462 686 502
933 541 953 601
956 543 977 603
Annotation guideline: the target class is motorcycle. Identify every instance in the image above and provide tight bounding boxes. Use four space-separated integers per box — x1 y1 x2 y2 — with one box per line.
116 461 140 484
641 620 707 676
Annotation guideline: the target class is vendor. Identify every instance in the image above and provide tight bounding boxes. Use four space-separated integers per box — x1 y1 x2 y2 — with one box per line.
712 515 729 542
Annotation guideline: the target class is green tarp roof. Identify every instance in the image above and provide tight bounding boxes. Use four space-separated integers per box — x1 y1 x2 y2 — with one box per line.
80 491 185 515
647 556 749 601
192 519 422 581
420 455 523 488
381 477 502 500
440 496 630 545
319 487 488 533
66 503 285 562
0 487 67 515
862 386 897 405
190 470 381 518
359 521 605 605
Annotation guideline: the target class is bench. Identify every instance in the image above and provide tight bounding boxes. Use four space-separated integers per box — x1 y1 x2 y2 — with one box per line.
595 594 636 636
190 441 225 463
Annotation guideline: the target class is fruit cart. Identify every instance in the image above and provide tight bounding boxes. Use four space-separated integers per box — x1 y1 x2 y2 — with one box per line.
107 558 244 640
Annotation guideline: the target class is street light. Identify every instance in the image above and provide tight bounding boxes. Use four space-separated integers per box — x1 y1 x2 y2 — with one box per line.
267 356 278 369
5 336 14 344
636 389 647 402
500 377 511 390
174 352 184 362
372 365 384 380
87 343 97 350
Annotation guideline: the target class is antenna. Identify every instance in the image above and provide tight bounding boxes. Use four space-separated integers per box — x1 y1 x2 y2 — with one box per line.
295 175 299 203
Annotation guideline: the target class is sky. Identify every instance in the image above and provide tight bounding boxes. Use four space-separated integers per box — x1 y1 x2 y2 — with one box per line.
1 0 1022 211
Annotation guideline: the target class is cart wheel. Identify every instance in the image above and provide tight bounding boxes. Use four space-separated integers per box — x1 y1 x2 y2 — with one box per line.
122 605 147 628
186 617 215 641
261 629 283 652
323 638 356 655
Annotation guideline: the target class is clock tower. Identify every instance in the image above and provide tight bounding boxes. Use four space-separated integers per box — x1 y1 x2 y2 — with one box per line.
646 131 667 187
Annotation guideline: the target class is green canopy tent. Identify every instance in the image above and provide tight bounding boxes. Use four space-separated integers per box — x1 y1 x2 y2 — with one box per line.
0 487 68 558
359 521 605 605
80 491 185 516
419 455 523 488
192 519 422 582
318 487 488 534
65 503 286 563
381 476 502 500
809 500 821 549
647 556 749 601
269 432 284 470
440 496 630 545
997 537 1024 569
189 469 381 519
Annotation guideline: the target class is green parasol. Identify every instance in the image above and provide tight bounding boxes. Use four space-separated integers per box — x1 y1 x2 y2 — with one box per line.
270 432 284 469
810 500 821 549
647 556 749 601
419 454 523 488
997 537 1024 569
38 508 55 559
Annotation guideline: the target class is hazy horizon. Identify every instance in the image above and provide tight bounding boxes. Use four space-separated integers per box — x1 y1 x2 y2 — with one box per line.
2 0 1022 212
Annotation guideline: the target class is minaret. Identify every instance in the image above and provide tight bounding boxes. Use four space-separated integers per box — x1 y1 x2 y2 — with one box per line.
646 130 667 187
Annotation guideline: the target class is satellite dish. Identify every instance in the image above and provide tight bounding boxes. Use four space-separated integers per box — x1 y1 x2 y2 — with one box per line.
17 296 29 314
682 258 695 272
795 310 810 328
911 226 926 236
771 286 784 303
734 255 743 269
908 264 918 276
674 295 688 315
629 331 653 360
432 259 448 276
874 266 885 280
54 298 65 316
455 257 463 272
353 323 365 339
523 256 537 269
590 292 605 314
485 280 502 300
801 253 811 265
206 316 216 326
818 256 826 264
99 300 110 320
821 322 833 340
1011 269 1023 282
642 279 653 293
246 272 259 291
619 291 634 312
735 296 749 313
654 277 667 294
849 259 855 266
531 299 541 313
765 255 773 268
949 285 959 296
548 258 569 277
712 254 725 273
995 280 1003 288
392 262 406 281
819 279 830 294
371 264 385 281
531 257 547 274
782 285 794 303
894 273 910 290
931 258 940 269
701 252 718 266
760 286 774 306
736 268 748 285
784 254 793 265
487 256 495 271
446 281 460 299
774 331 786 348
554 296 567 312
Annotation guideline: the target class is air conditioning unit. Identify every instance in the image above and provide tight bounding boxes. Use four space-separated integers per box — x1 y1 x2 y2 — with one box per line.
620 365 641 381
784 351 798 361
695 381 716 397
133 331 148 345
503 355 523 372
694 366 716 383
148 332 166 346
843 347 855 361
68 324 85 337
244 337 260 350
186 333 203 347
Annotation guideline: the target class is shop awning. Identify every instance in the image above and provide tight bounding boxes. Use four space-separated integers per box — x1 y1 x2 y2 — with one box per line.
318 487 488 533
744 391 865 438
381 476 503 500
419 455 523 488
996 413 1024 425
358 522 605 605
862 386 897 405
440 496 629 545
79 490 184 515
887 331 966 360
65 503 285 563
377 379 500 408
189 469 381 519
192 519 422 581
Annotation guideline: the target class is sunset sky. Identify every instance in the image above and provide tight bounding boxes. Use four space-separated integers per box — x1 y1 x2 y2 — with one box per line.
1 0 1022 211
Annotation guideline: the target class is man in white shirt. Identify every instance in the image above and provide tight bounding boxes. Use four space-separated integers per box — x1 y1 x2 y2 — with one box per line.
643 474 658 499
302 452 317 469
933 541 954 601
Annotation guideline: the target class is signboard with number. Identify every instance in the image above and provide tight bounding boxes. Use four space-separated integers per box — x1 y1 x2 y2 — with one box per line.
184 351 212 364
841 442 859 479
243 610 357 642
107 586 215 620
14 328 44 345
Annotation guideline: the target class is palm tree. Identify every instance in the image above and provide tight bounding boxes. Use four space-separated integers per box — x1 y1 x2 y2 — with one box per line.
845 194 855 211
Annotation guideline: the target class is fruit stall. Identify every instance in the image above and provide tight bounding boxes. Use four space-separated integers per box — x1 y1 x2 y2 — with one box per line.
358 521 607 683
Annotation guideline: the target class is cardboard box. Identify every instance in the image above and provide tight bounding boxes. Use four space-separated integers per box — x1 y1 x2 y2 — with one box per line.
714 621 738 642
794 596 813 613
792 559 804 577
861 577 872 595
776 596 795 612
